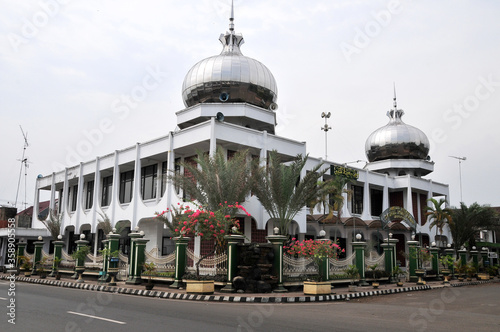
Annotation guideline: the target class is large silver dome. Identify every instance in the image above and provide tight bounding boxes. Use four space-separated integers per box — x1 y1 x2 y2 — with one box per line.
365 107 430 163
182 11 277 110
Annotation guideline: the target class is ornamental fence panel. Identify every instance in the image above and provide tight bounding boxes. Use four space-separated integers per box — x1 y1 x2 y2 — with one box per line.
365 252 385 270
185 248 227 275
60 249 75 269
145 247 176 272
283 255 316 278
330 252 356 275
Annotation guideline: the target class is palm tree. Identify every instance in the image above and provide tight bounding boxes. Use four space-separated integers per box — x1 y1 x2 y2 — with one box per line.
309 175 352 240
169 147 255 216
450 202 499 250
424 198 453 244
252 150 326 236
40 208 61 240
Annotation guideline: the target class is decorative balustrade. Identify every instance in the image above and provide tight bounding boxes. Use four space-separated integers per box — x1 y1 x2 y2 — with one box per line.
186 248 227 275
365 252 385 269
330 252 356 275
145 247 176 272
283 255 316 277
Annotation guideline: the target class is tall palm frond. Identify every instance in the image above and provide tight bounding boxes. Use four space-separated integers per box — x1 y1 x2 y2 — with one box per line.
252 150 326 236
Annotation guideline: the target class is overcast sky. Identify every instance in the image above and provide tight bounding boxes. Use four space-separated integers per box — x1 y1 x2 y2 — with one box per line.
1 0 499 211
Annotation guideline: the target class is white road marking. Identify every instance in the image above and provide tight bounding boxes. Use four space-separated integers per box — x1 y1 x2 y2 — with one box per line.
67 311 126 325
0 297 7 300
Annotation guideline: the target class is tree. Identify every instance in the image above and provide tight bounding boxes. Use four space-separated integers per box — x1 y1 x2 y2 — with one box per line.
309 175 352 240
424 198 453 243
252 150 326 236
40 208 61 240
169 147 255 216
450 202 499 250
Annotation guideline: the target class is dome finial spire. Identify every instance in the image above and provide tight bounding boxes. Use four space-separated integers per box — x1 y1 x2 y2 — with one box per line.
229 0 235 33
393 82 397 110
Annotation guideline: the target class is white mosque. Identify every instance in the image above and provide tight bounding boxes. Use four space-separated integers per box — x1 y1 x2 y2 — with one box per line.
0 4 451 268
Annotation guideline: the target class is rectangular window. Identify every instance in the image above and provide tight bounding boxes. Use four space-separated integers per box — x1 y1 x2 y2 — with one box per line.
160 161 168 196
119 170 134 204
141 164 157 200
85 180 94 210
370 188 383 217
351 185 363 215
101 175 113 207
71 185 78 212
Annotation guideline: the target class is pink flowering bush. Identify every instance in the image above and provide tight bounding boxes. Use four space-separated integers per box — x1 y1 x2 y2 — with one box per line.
285 238 343 281
157 202 251 278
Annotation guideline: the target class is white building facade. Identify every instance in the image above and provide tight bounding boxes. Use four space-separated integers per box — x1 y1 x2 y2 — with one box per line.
1 7 450 268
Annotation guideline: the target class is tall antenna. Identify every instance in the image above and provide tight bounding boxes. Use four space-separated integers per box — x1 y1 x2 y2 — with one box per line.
15 125 29 210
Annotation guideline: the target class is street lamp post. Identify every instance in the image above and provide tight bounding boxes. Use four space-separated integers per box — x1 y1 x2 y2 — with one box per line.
321 112 331 160
449 156 466 203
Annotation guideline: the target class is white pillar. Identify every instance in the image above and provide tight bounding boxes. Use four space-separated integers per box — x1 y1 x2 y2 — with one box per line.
110 151 120 225
210 117 216 157
361 171 371 220
131 143 141 230
382 174 389 211
406 175 413 217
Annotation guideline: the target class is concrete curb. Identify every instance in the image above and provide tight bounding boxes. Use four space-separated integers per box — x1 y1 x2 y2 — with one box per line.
0 275 451 303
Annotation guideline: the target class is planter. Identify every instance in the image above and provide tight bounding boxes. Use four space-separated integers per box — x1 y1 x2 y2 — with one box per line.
145 283 154 290
348 285 358 292
415 269 426 285
186 280 214 295
75 267 85 283
303 281 331 295
397 281 404 287
372 282 379 289
441 269 451 284
24 272 31 277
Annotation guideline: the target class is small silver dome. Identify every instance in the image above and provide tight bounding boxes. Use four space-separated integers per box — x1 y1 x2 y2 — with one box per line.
365 108 430 162
182 10 277 110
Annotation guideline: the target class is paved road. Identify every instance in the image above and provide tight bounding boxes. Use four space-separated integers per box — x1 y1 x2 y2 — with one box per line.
0 281 498 331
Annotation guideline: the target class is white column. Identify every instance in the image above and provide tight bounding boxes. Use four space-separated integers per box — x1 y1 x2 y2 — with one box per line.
110 151 120 225
382 174 389 211
49 173 56 212
209 117 216 157
165 132 174 217
75 163 85 233
406 175 413 217
62 168 69 216
131 143 141 230
361 171 371 220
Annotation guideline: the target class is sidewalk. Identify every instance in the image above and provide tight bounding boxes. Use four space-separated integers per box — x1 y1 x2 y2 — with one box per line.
1 273 497 304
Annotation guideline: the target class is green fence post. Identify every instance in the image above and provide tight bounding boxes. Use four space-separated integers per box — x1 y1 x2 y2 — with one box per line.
266 234 288 293
352 238 368 286
170 236 190 289
32 236 44 275
126 231 147 285
429 244 440 279
221 234 245 293
49 236 64 277
381 234 398 283
407 239 419 282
